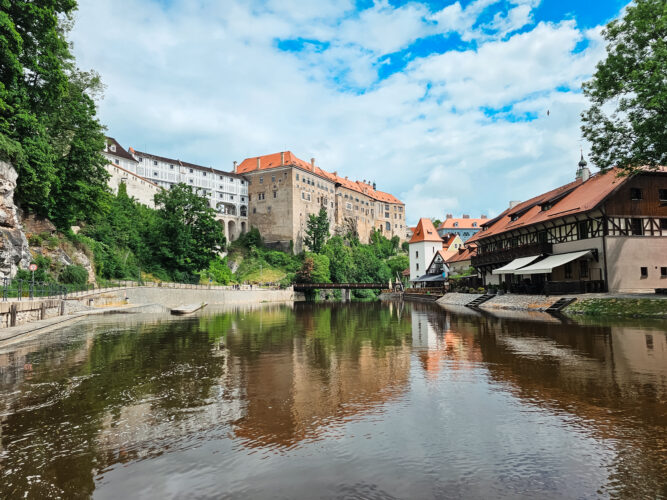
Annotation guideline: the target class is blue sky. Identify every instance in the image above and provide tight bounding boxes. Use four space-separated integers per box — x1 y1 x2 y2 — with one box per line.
71 0 628 223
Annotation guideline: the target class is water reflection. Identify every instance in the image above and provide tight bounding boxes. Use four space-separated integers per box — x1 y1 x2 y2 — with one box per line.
0 301 665 498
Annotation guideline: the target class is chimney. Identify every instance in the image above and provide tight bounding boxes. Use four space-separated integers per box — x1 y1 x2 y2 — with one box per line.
310 158 315 170
333 171 337 177
372 182 376 190
233 160 237 173
481 214 487 219
256 157 261 170
446 214 453 219
576 151 591 182
509 200 521 209
281 152 285 165
462 214 470 219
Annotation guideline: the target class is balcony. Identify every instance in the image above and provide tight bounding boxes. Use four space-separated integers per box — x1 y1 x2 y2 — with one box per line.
472 242 553 267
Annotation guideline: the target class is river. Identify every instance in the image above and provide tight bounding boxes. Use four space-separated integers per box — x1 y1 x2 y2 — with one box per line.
0 301 665 499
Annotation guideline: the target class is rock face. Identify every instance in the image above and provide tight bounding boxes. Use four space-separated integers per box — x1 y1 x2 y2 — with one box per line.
0 161 30 279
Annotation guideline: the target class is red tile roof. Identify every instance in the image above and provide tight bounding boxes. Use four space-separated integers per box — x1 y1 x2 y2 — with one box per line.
445 246 476 264
237 151 404 205
409 218 443 243
438 217 486 230
468 168 665 243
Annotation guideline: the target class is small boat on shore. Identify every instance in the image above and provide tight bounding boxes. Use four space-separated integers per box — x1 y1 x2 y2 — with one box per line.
171 303 207 315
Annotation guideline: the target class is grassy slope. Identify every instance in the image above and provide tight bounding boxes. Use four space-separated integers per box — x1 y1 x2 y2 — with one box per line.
564 298 667 318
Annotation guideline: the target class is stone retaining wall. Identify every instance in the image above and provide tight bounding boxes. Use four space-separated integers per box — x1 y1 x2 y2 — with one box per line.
0 299 64 328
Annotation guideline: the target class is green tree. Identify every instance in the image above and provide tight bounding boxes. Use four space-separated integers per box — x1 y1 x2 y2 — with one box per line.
152 184 226 276
323 236 354 283
297 253 330 284
581 0 667 173
0 1 109 226
304 208 329 253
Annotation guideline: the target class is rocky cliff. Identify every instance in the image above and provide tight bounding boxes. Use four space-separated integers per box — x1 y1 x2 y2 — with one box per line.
0 161 30 279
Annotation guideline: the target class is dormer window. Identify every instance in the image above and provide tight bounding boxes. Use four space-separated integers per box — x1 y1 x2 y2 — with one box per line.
453 222 458 227
510 214 519 222
541 203 552 211
630 188 642 200
472 222 477 227
110 145 116 152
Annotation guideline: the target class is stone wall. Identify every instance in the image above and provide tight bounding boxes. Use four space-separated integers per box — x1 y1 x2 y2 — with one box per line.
0 299 64 328
0 161 30 279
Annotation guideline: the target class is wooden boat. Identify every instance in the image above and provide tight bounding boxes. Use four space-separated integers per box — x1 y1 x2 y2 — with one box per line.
170 303 207 315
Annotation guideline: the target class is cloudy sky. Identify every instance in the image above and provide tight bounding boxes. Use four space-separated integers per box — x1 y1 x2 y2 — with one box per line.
70 0 628 224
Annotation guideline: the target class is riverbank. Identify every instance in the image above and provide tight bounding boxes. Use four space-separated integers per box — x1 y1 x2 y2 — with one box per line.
436 292 667 318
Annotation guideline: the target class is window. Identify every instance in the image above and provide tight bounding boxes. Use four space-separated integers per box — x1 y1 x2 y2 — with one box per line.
259 176 263 184
472 222 477 227
139 158 143 162
579 260 589 278
271 175 275 183
203 172 207 177
219 175 223 180
346 202 352 210
454 222 459 227
631 218 643 235
630 188 642 200
258 192 265 200
253 207 256 214
416 263 419 271
578 221 588 239
415 251 419 258
661 267 667 277
640 267 648 278
296 174 299 181
153 160 158 166
659 189 667 202
241 180 244 185
273 191 277 198
169 164 174 170
153 171 158 177
386 222 391 231
189 179 193 184
189 168 193 173
385 212 389 218
661 219 667 231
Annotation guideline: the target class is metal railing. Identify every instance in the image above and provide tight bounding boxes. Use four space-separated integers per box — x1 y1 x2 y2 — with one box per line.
1 277 282 302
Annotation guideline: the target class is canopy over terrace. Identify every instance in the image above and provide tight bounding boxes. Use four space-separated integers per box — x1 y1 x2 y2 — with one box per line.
515 250 593 275
492 255 541 275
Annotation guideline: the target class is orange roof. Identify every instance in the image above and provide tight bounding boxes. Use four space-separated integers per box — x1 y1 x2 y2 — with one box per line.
236 151 404 205
438 217 486 230
469 168 665 243
445 246 476 264
442 234 458 249
409 218 443 243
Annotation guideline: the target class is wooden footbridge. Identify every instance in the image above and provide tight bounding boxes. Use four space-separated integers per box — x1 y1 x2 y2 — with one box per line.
293 282 388 291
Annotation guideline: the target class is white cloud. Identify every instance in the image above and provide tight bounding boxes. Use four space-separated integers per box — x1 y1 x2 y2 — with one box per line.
71 0 616 224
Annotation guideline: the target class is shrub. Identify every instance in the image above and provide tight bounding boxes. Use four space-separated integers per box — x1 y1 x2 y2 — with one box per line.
478 287 486 293
28 234 42 247
468 287 476 294
46 235 60 250
59 265 89 285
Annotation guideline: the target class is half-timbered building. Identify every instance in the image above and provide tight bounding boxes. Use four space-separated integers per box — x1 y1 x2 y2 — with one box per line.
469 157 667 293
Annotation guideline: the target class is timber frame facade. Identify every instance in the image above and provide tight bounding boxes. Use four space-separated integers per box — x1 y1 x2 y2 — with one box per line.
470 168 667 294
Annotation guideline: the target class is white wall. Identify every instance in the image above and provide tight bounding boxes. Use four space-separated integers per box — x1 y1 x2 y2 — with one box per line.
409 240 441 281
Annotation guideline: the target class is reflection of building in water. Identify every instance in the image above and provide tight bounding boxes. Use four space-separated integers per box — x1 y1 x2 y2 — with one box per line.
410 306 482 378
234 340 411 448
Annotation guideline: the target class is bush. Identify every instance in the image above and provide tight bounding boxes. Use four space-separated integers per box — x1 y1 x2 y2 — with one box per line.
59 265 89 285
468 287 476 294
478 287 486 293
28 234 42 247
46 235 60 250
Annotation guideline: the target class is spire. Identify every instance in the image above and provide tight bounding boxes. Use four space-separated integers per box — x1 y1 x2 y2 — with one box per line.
576 149 591 182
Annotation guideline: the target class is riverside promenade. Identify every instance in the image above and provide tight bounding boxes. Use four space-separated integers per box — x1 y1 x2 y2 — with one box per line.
1 281 302 336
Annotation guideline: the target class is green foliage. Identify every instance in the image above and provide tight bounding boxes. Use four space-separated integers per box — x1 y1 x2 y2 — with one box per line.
432 218 442 228
304 208 330 253
233 227 262 249
401 241 409 253
199 257 233 285
59 264 88 285
581 0 667 173
297 253 331 284
152 184 226 275
386 255 409 277
0 1 110 228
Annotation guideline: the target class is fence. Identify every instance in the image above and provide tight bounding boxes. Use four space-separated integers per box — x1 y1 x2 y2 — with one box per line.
2 277 282 302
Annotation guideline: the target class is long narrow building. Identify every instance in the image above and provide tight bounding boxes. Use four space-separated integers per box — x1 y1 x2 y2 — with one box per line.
236 151 406 252
469 156 667 293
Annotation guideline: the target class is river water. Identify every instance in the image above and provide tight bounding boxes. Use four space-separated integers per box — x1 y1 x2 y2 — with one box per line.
0 301 665 499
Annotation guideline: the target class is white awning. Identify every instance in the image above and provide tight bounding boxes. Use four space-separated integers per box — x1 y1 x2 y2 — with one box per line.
515 250 592 275
492 255 542 275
